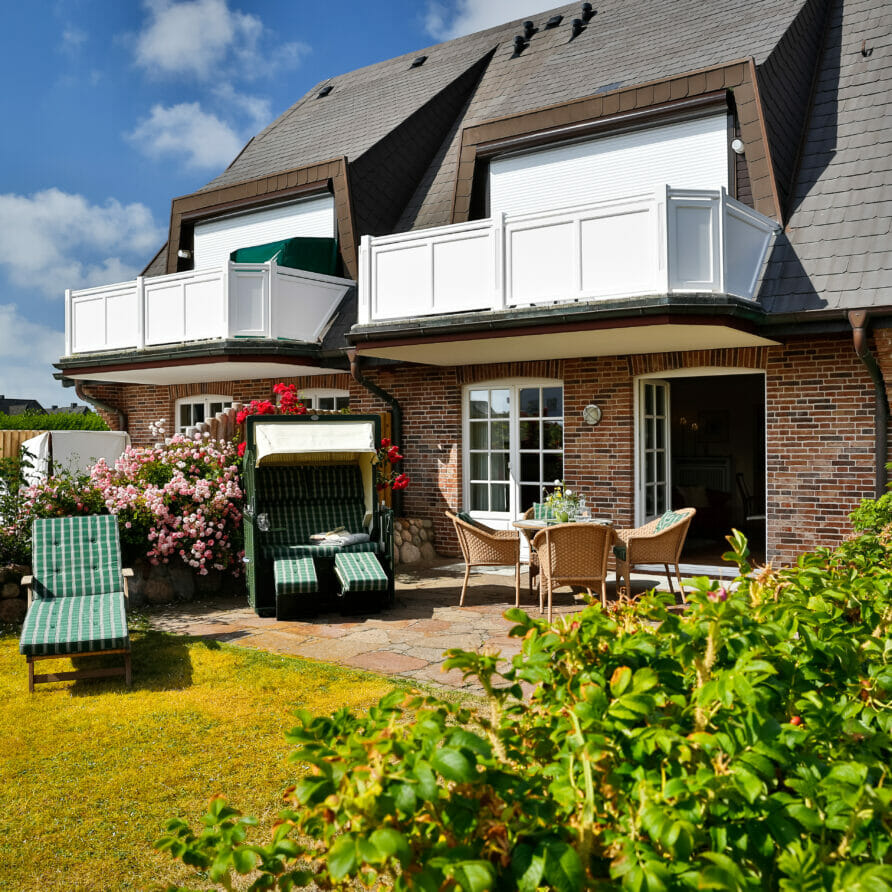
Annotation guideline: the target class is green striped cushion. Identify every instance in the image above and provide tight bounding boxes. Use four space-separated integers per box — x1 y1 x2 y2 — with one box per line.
267 502 365 544
32 516 123 599
655 509 686 532
306 465 363 500
335 552 388 592
274 558 317 596
19 592 129 657
533 502 555 521
262 541 381 560
257 467 306 504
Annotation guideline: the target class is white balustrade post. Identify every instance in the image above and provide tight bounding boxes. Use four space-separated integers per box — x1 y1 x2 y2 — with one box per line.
659 186 671 294
717 188 728 294
358 235 372 324
135 276 146 349
492 212 506 310
64 289 73 355
222 262 231 339
265 260 275 339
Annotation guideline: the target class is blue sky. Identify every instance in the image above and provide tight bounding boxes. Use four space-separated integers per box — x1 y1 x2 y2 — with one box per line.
0 0 529 406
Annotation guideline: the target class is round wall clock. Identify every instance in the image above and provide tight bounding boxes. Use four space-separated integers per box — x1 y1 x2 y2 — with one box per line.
583 404 602 425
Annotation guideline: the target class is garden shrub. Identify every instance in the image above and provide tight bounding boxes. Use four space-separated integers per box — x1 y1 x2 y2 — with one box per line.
4 435 243 574
0 410 108 430
157 527 892 890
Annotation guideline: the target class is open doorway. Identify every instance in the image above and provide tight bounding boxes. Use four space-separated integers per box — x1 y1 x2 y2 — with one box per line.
637 372 765 567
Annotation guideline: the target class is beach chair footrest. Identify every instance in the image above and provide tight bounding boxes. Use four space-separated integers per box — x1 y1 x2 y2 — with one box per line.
274 558 318 596
334 552 388 593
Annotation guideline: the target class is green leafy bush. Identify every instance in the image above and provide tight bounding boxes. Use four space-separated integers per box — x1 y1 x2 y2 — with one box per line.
159 530 892 890
0 410 108 430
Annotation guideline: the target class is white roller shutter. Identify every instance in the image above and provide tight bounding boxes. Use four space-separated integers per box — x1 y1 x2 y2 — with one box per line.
489 114 729 217
193 195 335 269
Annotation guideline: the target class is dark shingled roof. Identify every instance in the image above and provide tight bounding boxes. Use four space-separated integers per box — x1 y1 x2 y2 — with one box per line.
138 0 890 327
759 0 892 313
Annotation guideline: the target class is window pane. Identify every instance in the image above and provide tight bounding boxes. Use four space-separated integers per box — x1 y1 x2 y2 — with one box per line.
646 488 655 515
490 390 510 418
209 402 223 416
469 421 488 450
645 384 653 415
194 404 205 423
490 452 509 481
543 453 563 482
543 422 563 450
655 385 665 415
470 453 488 481
491 484 509 513
319 397 335 410
469 391 488 419
470 484 488 511
519 420 539 449
519 388 539 417
520 485 540 512
335 397 349 410
520 452 540 482
179 404 191 428
543 387 563 417
491 421 509 450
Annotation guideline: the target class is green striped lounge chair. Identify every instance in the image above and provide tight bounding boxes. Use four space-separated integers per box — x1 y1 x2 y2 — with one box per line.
19 516 133 693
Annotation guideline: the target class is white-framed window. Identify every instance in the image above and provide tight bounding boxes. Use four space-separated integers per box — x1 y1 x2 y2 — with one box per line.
176 395 232 433
463 380 564 520
302 388 350 412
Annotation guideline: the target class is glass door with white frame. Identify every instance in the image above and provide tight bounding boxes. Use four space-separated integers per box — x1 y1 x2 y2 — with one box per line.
638 379 670 522
465 383 564 523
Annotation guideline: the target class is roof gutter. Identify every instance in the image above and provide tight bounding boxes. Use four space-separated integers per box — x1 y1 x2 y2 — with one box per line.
348 350 404 516
74 381 127 433
848 310 888 497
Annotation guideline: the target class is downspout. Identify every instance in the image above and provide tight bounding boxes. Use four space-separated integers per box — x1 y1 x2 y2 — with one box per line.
348 350 404 516
74 381 128 433
848 310 889 497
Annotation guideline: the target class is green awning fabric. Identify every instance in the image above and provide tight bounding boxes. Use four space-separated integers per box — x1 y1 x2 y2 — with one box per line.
230 237 339 276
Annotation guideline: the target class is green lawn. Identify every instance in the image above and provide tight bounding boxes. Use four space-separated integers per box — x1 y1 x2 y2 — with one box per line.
0 623 395 891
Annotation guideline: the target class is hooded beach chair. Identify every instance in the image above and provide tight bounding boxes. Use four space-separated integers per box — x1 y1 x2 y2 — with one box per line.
19 515 132 692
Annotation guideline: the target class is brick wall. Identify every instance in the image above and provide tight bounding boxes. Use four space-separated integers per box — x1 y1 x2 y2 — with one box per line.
91 334 883 565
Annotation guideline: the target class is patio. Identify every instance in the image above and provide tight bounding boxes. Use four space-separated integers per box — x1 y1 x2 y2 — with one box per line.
147 560 686 692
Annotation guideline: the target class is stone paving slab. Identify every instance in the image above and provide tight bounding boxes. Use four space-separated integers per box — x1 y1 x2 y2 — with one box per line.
145 561 682 693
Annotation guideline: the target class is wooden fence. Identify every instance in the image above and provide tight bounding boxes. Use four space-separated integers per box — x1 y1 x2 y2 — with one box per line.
0 430 42 460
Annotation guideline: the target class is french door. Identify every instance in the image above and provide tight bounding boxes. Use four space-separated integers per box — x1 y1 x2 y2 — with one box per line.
464 382 564 523
638 379 671 523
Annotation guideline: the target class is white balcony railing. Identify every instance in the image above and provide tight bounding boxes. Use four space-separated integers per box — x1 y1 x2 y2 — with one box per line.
64 261 354 355
358 188 779 325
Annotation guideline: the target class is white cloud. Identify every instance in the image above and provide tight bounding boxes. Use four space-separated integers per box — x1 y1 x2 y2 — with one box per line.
211 83 273 134
0 304 69 406
0 189 163 299
61 26 87 52
127 102 246 169
425 0 538 40
134 0 309 81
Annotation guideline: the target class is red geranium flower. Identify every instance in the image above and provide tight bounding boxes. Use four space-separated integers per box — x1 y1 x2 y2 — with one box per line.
237 442 246 458
392 473 410 490
386 446 403 463
380 437 391 448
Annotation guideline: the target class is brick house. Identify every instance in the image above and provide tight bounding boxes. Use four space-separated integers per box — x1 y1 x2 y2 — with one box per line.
56 0 891 568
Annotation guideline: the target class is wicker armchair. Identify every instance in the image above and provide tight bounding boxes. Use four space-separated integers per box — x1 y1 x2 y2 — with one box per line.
446 511 521 607
521 506 540 597
613 508 696 601
531 522 614 622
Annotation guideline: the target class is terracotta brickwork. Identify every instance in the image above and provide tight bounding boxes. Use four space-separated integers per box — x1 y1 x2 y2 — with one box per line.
97 337 883 566
765 335 877 561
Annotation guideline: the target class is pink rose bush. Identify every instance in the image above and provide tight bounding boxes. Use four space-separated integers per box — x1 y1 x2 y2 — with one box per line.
17 435 244 576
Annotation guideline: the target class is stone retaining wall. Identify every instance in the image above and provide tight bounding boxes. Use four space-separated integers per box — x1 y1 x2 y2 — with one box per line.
394 517 438 564
0 565 29 624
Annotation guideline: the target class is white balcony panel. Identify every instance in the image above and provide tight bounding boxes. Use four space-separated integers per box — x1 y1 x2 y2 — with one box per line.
724 203 776 299
669 204 718 290
272 268 345 341
374 243 432 319
193 195 335 269
508 220 575 305
230 268 268 336
490 113 728 217
579 206 659 297
65 262 353 355
432 235 492 313
357 188 779 326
